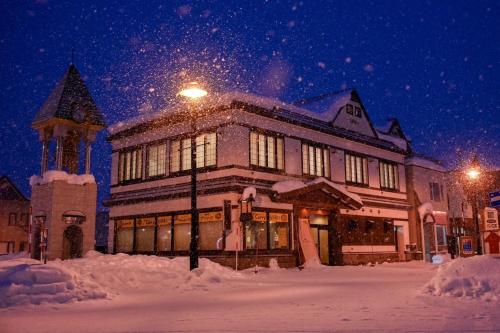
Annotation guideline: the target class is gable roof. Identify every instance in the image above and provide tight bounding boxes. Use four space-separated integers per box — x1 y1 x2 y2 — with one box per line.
0 176 29 201
32 64 106 128
293 89 354 122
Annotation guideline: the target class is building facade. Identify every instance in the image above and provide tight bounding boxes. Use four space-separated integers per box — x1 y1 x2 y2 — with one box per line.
106 90 417 268
0 176 30 254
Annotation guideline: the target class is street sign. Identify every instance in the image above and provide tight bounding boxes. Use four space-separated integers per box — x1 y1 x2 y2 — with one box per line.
490 190 500 208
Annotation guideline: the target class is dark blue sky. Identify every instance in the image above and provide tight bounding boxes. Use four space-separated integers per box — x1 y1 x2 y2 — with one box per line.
1 0 499 204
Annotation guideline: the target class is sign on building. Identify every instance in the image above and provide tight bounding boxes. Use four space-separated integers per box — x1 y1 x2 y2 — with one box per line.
490 190 500 208
482 207 499 231
459 236 474 256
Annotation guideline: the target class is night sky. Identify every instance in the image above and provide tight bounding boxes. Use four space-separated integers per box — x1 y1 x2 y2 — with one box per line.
1 1 499 205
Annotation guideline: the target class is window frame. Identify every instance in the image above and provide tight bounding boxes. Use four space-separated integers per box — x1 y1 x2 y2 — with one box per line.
243 209 291 252
118 146 143 184
301 141 330 178
146 141 168 179
249 130 285 172
169 131 217 175
344 152 369 186
379 160 399 191
429 182 442 202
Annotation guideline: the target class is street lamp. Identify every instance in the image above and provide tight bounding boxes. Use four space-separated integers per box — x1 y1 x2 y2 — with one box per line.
178 82 208 271
465 155 482 255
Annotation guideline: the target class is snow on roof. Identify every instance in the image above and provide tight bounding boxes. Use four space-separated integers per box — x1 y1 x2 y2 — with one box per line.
272 177 363 207
292 90 353 122
406 156 446 172
30 170 96 186
376 131 408 150
108 90 353 136
241 186 256 201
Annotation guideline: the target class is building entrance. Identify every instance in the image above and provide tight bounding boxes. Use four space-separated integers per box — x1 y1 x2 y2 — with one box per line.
63 225 83 259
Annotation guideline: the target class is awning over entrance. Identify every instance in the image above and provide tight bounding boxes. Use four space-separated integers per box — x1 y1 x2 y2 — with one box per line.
271 177 363 210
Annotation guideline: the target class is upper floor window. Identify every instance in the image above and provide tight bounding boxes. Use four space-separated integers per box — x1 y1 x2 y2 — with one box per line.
345 153 368 186
302 143 330 177
119 148 142 183
170 132 217 173
345 104 362 118
379 161 399 190
146 143 167 178
250 131 284 170
429 182 443 202
8 213 16 226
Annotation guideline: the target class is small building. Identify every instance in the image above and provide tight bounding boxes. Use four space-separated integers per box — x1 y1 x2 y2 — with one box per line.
106 90 415 267
405 155 449 262
0 176 30 254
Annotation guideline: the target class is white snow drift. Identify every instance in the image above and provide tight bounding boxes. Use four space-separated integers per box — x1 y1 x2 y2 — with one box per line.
424 255 500 301
0 251 238 308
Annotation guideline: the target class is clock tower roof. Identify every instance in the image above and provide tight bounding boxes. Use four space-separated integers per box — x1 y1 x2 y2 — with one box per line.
32 64 106 129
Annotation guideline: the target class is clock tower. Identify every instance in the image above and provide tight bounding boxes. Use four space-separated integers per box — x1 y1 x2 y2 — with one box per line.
30 64 106 261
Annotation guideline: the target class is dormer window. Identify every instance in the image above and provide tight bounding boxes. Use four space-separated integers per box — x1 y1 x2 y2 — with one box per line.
345 104 362 118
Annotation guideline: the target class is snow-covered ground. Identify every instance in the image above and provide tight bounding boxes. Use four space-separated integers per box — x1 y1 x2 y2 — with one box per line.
1 253 499 333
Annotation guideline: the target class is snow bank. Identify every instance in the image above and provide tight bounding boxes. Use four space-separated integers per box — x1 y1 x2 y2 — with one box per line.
424 255 500 301
30 170 95 186
0 259 106 308
0 252 238 308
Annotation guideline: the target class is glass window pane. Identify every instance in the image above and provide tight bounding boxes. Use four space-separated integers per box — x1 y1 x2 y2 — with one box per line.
362 158 368 184
199 221 223 250
276 138 284 170
170 140 180 172
131 151 137 179
157 225 172 251
267 136 275 168
125 152 131 180
135 227 154 252
250 132 258 165
119 153 125 182
182 138 191 171
245 220 267 250
174 216 191 251
355 156 362 183
205 132 216 166
116 228 133 252
345 154 351 182
302 144 309 174
136 149 142 179
157 144 166 175
323 149 330 177
196 135 205 168
315 147 322 176
258 134 266 167
309 146 315 175
148 146 158 177
270 222 288 249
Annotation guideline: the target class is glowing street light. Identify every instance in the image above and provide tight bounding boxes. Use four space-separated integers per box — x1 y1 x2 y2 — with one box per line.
464 155 483 255
178 81 208 271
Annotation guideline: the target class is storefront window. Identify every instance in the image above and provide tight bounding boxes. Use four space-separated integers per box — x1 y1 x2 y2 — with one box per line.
199 211 223 250
157 215 172 252
245 220 267 250
135 217 155 252
116 219 134 252
436 225 447 246
174 214 191 251
269 212 289 249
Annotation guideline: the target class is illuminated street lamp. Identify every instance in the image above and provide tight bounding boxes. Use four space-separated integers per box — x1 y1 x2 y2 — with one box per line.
178 81 208 271
464 155 483 255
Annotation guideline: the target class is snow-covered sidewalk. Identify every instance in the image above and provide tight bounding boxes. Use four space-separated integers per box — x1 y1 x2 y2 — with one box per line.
1 253 499 332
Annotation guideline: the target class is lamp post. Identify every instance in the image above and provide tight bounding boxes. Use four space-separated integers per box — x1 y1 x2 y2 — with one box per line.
465 155 482 255
178 82 208 271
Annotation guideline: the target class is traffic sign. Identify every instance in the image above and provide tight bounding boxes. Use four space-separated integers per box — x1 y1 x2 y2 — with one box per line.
490 191 500 208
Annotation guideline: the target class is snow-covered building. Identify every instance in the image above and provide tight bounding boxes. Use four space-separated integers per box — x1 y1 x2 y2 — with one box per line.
106 89 417 267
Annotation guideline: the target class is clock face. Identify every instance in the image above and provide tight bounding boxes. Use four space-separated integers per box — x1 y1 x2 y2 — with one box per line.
72 104 86 123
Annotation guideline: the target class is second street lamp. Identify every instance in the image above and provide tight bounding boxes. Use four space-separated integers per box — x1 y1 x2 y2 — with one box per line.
465 155 483 256
178 82 208 271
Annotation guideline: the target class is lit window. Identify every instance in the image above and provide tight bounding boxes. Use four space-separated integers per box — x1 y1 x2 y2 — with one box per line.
118 148 142 183
302 143 330 177
249 131 284 170
380 161 399 190
345 153 368 185
170 132 217 172
147 143 167 177
429 182 442 202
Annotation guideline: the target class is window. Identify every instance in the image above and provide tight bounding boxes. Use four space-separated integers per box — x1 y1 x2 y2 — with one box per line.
429 182 442 202
157 215 172 252
170 132 216 173
115 219 134 253
302 143 330 177
19 213 29 226
173 214 191 251
147 143 167 177
379 161 399 190
8 213 17 226
245 211 289 250
345 153 368 185
436 225 447 246
346 104 353 115
135 217 155 252
199 211 224 250
250 131 284 170
354 106 362 118
118 148 143 183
